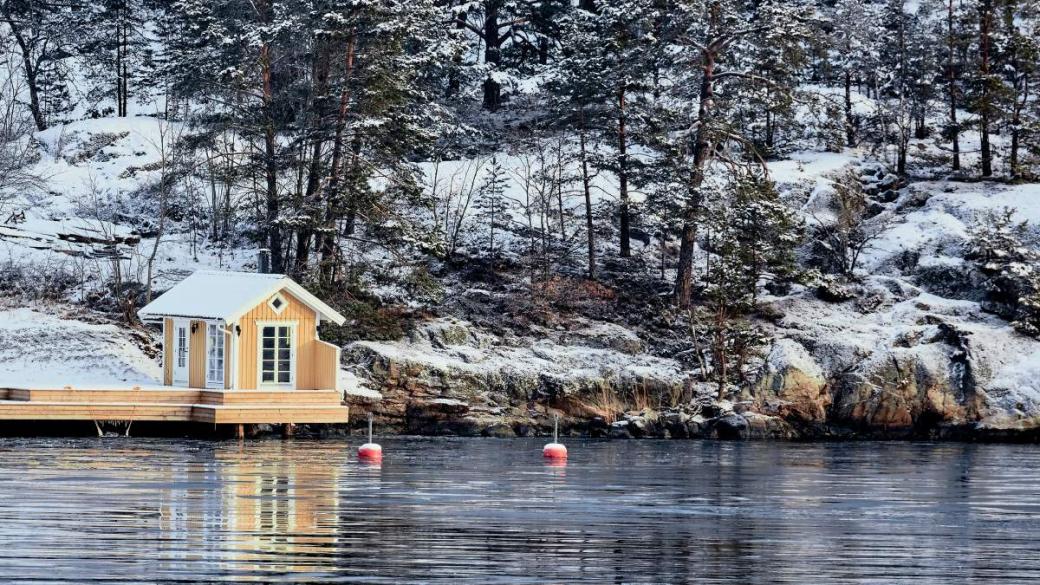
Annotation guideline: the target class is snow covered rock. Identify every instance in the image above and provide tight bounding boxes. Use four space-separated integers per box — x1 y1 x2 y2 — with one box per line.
754 339 830 423
344 318 687 435
752 285 1040 437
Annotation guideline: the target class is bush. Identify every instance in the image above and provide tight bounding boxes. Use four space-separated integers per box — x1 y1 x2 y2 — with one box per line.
312 283 424 346
966 209 1040 336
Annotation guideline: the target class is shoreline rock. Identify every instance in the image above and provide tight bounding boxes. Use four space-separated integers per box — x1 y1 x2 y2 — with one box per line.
342 303 1040 442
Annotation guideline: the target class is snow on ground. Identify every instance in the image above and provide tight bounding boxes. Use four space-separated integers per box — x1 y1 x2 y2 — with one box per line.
340 370 382 400
988 349 1040 423
352 318 687 388
0 307 161 389
31 116 184 212
772 276 1040 410
863 181 1040 270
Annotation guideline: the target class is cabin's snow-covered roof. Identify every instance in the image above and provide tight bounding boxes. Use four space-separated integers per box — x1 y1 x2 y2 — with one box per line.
138 270 346 325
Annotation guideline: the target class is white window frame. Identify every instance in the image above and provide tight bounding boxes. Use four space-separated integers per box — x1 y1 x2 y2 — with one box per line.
267 292 289 315
256 320 297 389
171 318 190 386
205 321 226 389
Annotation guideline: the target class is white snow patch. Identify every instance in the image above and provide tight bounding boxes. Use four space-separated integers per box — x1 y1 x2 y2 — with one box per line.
0 307 161 388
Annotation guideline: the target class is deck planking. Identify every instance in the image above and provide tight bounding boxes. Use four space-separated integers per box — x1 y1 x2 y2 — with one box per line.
0 387 349 425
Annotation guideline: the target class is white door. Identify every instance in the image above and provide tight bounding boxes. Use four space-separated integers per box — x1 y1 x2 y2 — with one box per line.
206 323 225 388
259 324 295 389
172 320 189 386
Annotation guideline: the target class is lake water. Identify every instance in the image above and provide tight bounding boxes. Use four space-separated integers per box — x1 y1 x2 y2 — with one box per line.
1 438 1039 584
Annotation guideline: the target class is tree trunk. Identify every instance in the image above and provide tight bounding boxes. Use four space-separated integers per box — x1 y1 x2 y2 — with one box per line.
448 8 467 96
579 108 596 280
844 70 854 147
897 132 907 176
6 23 48 131
121 8 129 116
674 49 716 308
259 31 282 272
341 136 363 238
318 34 357 285
617 87 631 258
115 2 129 118
294 43 333 274
979 0 993 178
482 1 503 111
948 4 960 175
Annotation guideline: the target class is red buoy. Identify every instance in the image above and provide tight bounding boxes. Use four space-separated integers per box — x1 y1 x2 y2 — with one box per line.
358 442 383 462
543 442 567 459
543 414 567 459
358 413 382 462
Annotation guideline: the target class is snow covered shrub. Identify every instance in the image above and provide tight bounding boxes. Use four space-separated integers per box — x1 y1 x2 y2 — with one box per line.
1016 292 1040 337
703 173 804 306
967 209 1040 336
0 259 82 301
404 265 445 305
316 286 420 346
686 307 768 400
809 169 889 280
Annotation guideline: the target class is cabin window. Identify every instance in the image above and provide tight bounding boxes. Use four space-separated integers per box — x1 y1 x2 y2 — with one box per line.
268 292 288 315
206 323 225 386
176 327 187 368
260 325 293 385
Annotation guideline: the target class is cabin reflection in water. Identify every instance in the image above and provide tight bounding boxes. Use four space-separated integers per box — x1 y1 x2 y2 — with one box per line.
155 444 341 576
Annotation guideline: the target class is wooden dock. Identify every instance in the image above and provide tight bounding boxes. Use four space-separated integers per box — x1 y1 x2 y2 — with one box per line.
0 387 349 425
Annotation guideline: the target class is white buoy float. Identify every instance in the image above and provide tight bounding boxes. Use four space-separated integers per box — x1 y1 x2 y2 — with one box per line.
358 413 382 462
543 414 567 460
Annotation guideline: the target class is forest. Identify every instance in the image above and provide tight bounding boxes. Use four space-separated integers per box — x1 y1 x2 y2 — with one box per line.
2 0 1040 437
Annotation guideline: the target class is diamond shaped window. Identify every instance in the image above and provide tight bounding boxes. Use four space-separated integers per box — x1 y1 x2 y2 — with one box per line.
268 292 288 314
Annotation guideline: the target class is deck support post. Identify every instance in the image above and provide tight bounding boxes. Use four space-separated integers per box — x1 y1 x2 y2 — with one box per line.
283 423 295 438
236 424 245 440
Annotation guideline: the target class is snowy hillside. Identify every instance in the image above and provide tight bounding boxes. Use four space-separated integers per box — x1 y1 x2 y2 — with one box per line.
2 0 1040 438
0 305 160 389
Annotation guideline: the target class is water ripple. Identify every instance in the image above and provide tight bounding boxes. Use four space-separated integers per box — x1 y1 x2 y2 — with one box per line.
1 438 1039 583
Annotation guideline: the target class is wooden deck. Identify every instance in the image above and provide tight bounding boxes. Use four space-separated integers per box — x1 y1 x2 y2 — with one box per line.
0 387 349 425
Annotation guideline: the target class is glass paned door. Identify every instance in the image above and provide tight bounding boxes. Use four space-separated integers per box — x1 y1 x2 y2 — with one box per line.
206 323 225 387
260 325 293 387
172 321 189 385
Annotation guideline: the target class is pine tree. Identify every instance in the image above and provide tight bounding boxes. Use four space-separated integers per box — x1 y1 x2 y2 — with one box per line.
450 0 564 111
78 0 151 117
472 157 511 268
829 0 882 148
648 0 812 307
974 0 999 177
999 0 1039 178
731 173 804 300
875 0 936 176
163 0 456 280
554 0 658 259
967 208 1040 335
935 0 969 172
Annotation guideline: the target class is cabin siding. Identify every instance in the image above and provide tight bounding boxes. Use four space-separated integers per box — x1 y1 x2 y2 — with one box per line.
314 341 340 390
236 290 321 390
163 318 173 386
188 319 207 388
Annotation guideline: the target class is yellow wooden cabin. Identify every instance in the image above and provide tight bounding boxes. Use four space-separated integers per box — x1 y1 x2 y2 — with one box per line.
138 271 346 392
